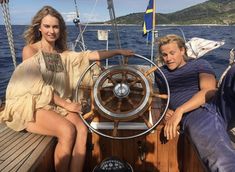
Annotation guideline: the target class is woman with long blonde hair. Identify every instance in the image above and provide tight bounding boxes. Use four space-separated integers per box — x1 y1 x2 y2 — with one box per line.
0 6 134 172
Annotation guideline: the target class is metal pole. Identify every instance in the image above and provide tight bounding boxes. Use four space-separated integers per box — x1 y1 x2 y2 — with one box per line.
107 0 125 65
106 32 109 67
73 0 86 51
107 0 122 49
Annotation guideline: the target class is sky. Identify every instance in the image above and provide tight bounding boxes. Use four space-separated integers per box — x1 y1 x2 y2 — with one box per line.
0 0 208 25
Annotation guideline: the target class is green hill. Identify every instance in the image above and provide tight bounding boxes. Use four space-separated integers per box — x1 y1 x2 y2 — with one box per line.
104 0 235 25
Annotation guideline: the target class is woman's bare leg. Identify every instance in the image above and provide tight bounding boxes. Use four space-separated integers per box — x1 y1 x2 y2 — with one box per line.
65 113 88 172
26 109 76 172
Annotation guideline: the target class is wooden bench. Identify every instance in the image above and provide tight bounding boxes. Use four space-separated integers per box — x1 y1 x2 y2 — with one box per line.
0 123 56 172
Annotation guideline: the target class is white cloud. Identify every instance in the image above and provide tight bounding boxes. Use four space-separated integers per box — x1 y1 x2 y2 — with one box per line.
61 11 107 23
62 12 77 22
81 12 107 22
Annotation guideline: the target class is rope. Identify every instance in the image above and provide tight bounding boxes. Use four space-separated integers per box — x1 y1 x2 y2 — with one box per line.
107 0 124 65
1 0 17 68
73 0 98 51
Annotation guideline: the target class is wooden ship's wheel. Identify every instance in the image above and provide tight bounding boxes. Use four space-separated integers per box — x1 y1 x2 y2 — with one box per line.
75 54 170 139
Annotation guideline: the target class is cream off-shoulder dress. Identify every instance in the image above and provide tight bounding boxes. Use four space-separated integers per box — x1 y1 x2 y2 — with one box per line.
0 50 93 131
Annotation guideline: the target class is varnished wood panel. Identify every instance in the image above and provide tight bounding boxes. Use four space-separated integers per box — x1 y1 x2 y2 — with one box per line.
182 134 206 172
84 126 205 172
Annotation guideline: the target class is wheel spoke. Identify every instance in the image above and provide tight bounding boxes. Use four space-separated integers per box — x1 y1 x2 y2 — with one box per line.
152 93 168 99
129 78 141 87
141 115 153 128
100 87 113 92
130 88 145 96
107 75 117 85
126 97 135 107
103 95 116 105
90 88 95 109
121 71 127 83
116 99 122 112
144 66 158 77
83 110 94 120
123 57 128 65
112 120 119 137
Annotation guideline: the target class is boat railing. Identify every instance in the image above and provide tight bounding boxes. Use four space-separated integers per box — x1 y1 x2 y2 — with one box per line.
71 26 188 68
154 27 187 42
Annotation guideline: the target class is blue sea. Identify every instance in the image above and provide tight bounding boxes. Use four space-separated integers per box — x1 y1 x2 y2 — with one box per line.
0 25 235 100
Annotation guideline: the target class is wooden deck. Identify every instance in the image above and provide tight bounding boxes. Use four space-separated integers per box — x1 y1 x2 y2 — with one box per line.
0 122 205 172
0 124 56 172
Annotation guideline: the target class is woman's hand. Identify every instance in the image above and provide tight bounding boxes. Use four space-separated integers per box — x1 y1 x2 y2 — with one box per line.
63 101 83 114
118 49 135 57
164 108 183 140
52 93 82 114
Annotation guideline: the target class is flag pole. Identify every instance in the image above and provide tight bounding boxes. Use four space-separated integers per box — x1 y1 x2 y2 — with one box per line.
151 0 156 62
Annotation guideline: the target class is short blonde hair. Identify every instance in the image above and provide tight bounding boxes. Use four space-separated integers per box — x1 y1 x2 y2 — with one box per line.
156 34 188 64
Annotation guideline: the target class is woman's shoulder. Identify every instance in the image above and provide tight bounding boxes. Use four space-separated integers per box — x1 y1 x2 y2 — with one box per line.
22 43 40 60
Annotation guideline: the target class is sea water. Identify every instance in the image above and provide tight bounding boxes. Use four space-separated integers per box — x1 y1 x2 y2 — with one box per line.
0 25 235 100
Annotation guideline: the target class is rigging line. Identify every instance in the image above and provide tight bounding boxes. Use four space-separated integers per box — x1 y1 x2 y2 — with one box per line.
73 0 86 51
107 0 121 49
1 0 17 68
73 0 98 51
107 0 123 65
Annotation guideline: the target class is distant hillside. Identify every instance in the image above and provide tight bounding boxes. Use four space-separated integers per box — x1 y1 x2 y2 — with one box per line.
103 0 235 25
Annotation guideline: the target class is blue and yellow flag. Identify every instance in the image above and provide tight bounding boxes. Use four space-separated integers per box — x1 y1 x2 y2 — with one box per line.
143 0 155 43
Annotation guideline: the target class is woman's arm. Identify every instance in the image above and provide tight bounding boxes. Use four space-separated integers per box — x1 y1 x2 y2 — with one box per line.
164 73 217 140
87 49 134 61
22 45 38 61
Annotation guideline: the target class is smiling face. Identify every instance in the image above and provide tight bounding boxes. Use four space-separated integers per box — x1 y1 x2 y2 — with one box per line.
39 14 60 44
160 41 186 70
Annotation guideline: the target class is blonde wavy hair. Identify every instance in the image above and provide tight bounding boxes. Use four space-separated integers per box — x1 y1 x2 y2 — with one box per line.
156 34 188 64
23 6 67 51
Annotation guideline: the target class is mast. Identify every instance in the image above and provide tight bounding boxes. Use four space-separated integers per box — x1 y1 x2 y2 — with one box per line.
151 0 156 62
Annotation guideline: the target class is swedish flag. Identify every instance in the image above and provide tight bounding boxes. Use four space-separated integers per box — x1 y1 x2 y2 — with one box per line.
143 0 154 43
